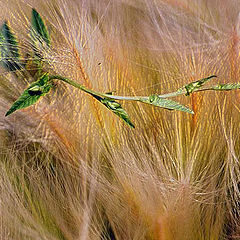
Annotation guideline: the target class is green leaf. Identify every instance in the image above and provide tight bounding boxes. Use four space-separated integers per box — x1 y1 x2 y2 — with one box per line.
212 83 240 90
5 73 52 116
0 21 22 71
177 75 217 95
139 94 194 114
31 8 50 57
92 94 135 128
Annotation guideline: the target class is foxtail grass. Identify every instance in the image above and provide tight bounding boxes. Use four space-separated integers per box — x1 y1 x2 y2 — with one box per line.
1 0 240 239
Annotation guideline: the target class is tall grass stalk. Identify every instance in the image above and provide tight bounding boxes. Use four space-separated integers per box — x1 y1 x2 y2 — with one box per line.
1 0 240 239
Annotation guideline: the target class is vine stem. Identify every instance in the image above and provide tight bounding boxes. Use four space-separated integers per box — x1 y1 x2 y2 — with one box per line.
49 75 189 101
49 75 141 101
49 75 224 102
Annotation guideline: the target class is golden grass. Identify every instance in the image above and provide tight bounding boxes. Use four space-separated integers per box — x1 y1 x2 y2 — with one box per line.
1 0 240 239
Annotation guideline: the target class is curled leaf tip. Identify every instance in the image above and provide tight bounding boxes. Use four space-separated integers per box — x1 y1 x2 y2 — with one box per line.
177 75 217 96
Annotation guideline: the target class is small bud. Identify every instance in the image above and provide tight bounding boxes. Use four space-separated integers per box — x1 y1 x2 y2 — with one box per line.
29 85 41 92
149 95 156 103
107 101 121 109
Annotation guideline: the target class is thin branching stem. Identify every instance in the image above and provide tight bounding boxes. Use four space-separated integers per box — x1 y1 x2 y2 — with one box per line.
49 75 140 101
49 75 191 101
50 75 232 103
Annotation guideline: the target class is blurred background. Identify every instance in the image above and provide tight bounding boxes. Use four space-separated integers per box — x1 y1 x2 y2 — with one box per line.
1 0 240 239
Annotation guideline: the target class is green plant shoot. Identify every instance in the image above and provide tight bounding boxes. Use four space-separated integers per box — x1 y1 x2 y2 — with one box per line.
92 93 135 128
5 73 53 116
177 75 217 95
4 9 240 128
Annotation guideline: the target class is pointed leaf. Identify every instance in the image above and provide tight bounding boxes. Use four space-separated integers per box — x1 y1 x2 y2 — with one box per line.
0 22 22 71
92 95 135 128
139 94 194 114
31 8 50 46
177 75 217 95
212 83 240 90
5 73 52 116
31 8 50 58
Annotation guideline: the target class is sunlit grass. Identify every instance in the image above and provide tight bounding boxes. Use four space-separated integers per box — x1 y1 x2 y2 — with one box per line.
1 0 240 239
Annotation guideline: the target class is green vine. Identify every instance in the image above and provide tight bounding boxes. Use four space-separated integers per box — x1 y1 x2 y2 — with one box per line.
3 9 240 128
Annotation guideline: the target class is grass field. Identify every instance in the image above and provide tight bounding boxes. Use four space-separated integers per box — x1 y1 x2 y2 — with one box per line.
1 0 240 239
